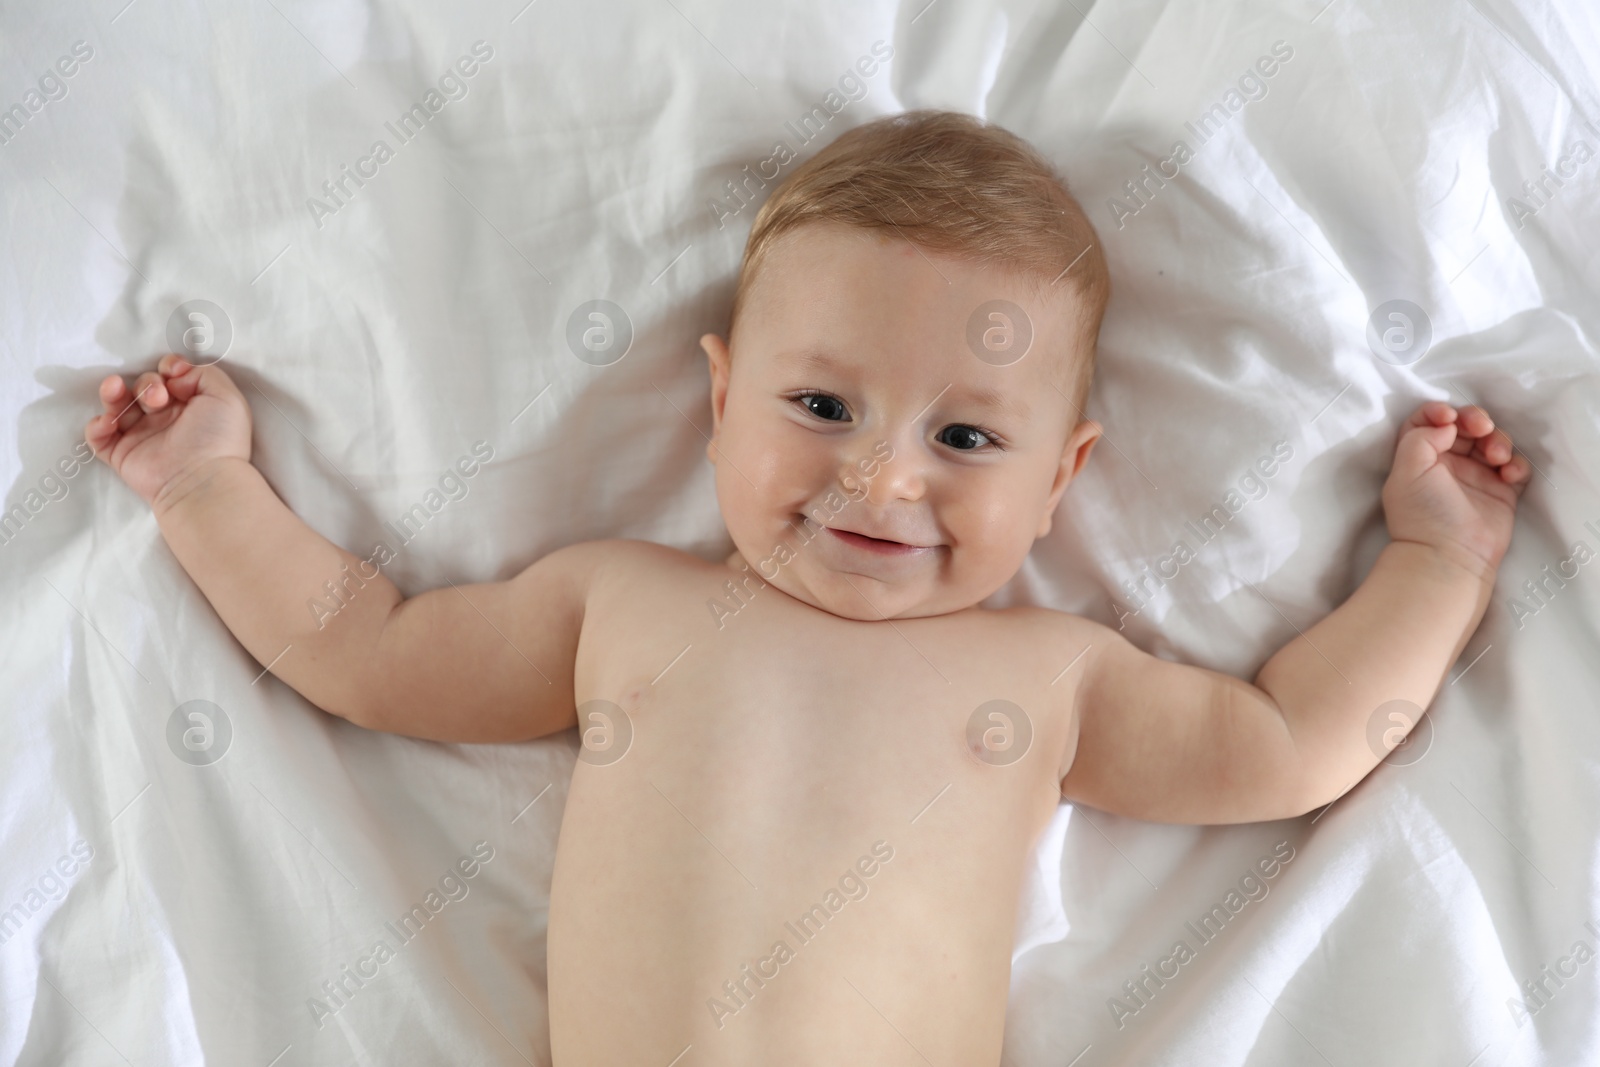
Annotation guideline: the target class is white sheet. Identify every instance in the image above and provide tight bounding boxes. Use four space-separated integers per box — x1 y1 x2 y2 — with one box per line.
3 1 1599 1064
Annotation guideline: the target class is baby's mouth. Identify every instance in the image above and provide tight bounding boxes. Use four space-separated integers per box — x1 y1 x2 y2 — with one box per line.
822 525 936 557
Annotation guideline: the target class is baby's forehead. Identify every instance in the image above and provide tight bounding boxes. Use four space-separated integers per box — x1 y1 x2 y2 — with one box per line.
745 224 1089 379
759 223 1077 316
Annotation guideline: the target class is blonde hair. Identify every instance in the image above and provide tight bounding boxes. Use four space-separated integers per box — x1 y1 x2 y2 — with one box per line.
728 109 1110 405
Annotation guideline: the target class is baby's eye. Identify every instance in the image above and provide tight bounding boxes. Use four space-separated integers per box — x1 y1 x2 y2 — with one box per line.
937 424 998 451
795 392 849 422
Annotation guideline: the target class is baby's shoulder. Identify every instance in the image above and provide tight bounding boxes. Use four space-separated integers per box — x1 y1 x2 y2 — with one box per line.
539 536 721 605
968 602 1105 646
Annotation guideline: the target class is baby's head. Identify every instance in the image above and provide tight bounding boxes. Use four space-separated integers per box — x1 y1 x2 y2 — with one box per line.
702 110 1109 620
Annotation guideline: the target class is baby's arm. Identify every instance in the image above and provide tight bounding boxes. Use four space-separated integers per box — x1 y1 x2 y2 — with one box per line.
1059 403 1530 824
86 356 588 742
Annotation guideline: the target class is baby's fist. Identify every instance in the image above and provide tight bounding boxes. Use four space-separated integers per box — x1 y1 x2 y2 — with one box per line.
85 355 253 510
1381 402 1530 580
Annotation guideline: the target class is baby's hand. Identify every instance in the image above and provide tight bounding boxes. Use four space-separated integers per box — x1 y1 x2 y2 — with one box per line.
85 355 253 509
1382 402 1530 580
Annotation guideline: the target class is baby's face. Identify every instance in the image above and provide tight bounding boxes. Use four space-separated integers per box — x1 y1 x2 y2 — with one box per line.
702 222 1100 621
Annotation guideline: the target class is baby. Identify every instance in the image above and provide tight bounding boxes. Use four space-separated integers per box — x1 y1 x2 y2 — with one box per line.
86 110 1528 1065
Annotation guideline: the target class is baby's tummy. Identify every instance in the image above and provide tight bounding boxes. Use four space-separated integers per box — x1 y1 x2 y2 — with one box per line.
546 739 1039 1066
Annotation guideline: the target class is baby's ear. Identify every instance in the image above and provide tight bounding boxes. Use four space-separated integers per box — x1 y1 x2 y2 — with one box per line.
701 333 732 452
1062 419 1102 482
700 332 729 371
1037 419 1102 538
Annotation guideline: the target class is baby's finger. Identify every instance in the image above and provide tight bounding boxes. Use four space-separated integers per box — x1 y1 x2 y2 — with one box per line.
113 395 147 433
1499 454 1532 490
108 376 157 432
84 412 120 458
131 371 169 413
98 375 148 432
158 355 206 403
1402 402 1456 433
98 373 128 413
1444 405 1494 455
1456 404 1495 440
1472 426 1514 467
1393 420 1458 481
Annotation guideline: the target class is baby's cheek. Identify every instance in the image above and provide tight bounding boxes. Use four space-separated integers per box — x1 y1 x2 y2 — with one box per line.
950 491 1041 573
951 487 1024 544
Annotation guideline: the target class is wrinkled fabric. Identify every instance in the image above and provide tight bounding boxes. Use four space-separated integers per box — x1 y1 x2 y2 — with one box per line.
2 1 1597 1064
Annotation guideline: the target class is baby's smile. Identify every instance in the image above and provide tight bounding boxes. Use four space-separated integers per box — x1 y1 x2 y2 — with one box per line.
810 514 942 585
821 523 936 552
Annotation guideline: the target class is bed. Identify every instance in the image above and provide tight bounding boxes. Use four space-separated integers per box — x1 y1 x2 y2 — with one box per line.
3 0 1598 1063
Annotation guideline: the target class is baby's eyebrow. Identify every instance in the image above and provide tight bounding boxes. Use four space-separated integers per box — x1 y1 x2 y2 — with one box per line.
778 347 849 373
942 383 1031 421
777 347 1031 421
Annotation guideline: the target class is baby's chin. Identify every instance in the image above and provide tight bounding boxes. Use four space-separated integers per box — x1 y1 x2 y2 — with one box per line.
743 556 991 622
812 589 985 621
794 576 933 621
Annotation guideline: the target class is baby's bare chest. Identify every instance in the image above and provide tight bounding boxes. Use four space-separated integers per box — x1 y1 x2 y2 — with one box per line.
546 568 1083 1060
570 575 1079 875
605 646 1032 840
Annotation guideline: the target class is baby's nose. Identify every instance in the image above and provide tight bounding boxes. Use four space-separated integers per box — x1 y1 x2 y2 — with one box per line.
841 446 925 505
